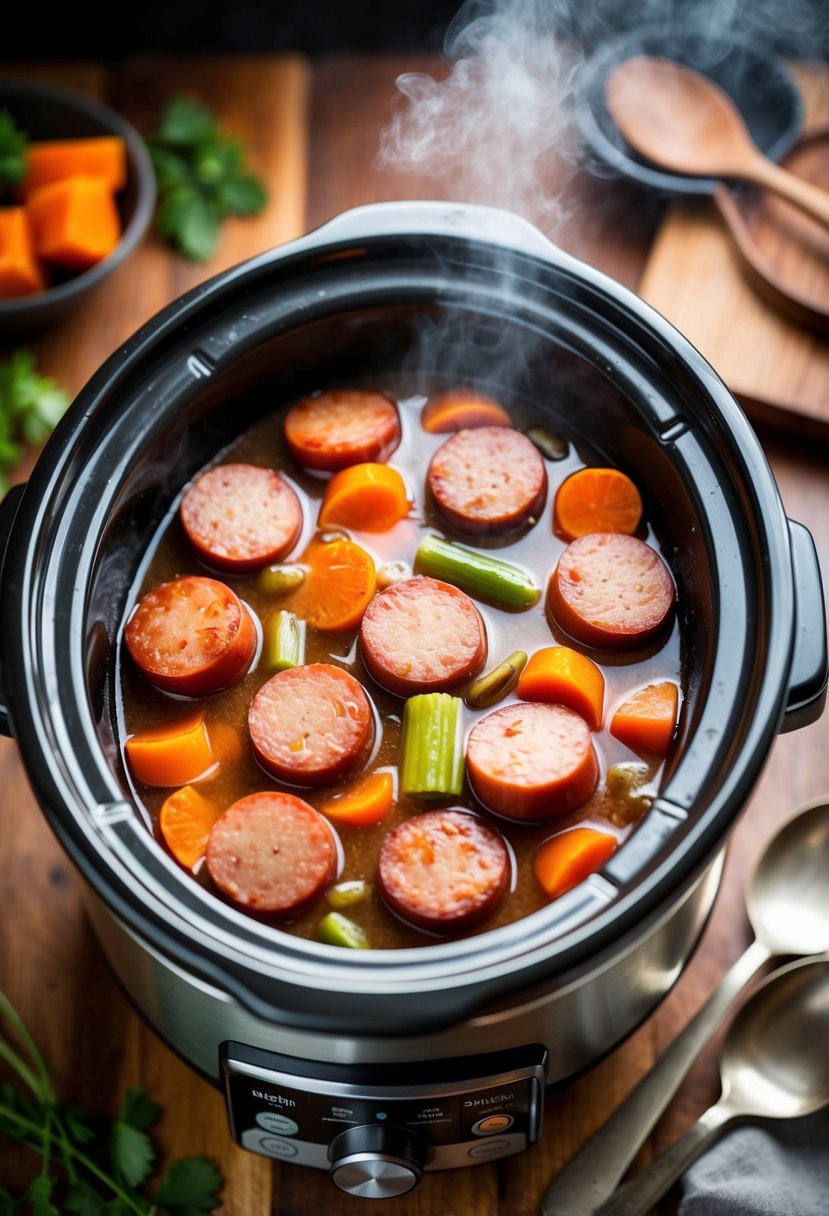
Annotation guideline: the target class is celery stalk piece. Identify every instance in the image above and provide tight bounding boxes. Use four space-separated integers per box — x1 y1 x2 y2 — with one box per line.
317 911 370 949
414 534 539 609
263 609 305 671
400 692 464 798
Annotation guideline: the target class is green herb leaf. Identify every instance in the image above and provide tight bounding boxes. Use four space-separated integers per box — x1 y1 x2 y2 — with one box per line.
0 351 69 492
0 1187 17 1216
147 94 267 262
25 1176 58 1216
109 1121 155 1188
119 1088 159 1132
0 109 29 190
64 1105 98 1146
153 1156 223 1214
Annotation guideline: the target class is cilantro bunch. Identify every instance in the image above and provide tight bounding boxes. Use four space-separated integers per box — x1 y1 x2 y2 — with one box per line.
0 109 29 194
0 352 69 496
147 96 268 262
0 990 223 1214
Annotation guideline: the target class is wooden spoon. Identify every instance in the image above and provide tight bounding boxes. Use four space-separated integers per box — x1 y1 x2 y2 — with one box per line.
606 56 829 228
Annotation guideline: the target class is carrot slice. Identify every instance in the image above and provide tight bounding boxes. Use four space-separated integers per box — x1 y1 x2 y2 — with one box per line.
317 463 410 532
26 175 121 270
553 467 643 541
534 827 618 900
421 390 512 433
125 713 215 787
321 771 394 827
516 646 605 731
20 136 127 198
205 719 243 765
610 681 679 755
0 208 46 297
284 537 376 632
159 784 221 870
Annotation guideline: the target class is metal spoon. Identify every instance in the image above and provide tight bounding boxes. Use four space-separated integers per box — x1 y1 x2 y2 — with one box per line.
540 795 829 1216
593 956 829 1216
605 57 829 228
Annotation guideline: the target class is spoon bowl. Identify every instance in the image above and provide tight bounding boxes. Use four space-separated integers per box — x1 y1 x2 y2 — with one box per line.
747 797 829 956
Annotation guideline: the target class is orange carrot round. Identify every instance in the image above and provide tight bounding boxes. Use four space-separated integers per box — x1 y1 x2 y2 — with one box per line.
318 463 410 532
516 645 605 730
159 784 221 870
321 771 394 828
553 467 643 541
125 713 215 787
26 175 121 271
20 136 127 198
534 827 618 901
610 681 679 755
284 537 376 632
421 390 511 433
205 719 243 765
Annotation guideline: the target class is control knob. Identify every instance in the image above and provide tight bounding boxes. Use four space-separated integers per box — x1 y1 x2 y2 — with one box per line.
329 1124 430 1198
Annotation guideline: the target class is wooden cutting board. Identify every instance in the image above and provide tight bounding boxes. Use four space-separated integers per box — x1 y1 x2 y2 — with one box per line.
639 64 829 440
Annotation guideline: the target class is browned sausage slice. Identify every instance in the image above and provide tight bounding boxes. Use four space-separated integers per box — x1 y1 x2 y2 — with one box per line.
125 575 257 697
248 663 374 786
180 463 302 572
427 426 547 536
360 576 487 697
466 702 599 821
548 532 675 650
378 809 510 933
206 791 336 915
284 390 401 471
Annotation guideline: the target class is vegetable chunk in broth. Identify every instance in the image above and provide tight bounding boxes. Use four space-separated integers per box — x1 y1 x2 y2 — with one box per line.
118 381 682 950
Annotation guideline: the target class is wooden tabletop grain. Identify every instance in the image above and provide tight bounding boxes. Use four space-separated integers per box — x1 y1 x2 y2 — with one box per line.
0 54 827 1216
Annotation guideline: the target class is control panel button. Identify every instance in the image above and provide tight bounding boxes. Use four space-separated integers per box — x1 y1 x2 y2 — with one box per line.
329 1125 429 1199
472 1114 514 1136
255 1111 299 1136
259 1136 299 1159
468 1138 514 1160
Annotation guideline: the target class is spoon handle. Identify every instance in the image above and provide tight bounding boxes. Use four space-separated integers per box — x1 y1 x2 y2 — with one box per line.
745 154 829 229
539 936 771 1216
592 1102 734 1216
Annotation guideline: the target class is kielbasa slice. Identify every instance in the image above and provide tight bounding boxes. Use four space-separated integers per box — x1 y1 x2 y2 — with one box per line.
180 463 302 572
125 575 256 697
206 791 336 915
360 576 487 697
466 702 599 821
378 809 510 933
427 426 547 536
284 390 401 471
548 532 675 650
248 663 374 786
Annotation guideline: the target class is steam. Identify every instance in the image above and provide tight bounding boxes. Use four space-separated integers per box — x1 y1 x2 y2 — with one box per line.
377 0 829 235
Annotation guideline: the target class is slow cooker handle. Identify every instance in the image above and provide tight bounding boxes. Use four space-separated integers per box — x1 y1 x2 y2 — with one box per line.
0 483 25 737
782 519 828 733
301 200 562 262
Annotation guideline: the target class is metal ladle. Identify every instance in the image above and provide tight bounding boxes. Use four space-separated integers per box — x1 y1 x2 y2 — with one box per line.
540 795 829 1215
605 57 829 229
593 956 829 1216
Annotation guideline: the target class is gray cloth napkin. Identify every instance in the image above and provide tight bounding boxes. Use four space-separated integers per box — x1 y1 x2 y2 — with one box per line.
678 1110 829 1215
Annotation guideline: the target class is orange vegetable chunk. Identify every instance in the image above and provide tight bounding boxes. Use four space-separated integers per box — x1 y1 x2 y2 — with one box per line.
125 713 215 787
284 537 376 632
205 719 243 765
20 136 127 197
159 784 221 870
321 771 394 828
318 462 410 532
534 826 618 901
553 467 643 541
610 681 679 756
26 175 121 270
0 208 45 297
421 389 512 433
516 645 605 730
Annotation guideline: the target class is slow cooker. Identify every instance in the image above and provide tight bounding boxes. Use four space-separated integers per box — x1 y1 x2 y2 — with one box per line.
0 203 825 1198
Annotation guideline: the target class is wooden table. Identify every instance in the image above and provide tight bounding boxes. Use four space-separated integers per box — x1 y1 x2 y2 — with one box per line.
1 54 827 1215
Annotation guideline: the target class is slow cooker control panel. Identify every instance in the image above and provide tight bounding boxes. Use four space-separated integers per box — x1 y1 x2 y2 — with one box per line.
221 1042 546 1193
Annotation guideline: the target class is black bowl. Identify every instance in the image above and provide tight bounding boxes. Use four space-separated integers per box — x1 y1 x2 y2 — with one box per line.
575 24 804 197
0 80 156 332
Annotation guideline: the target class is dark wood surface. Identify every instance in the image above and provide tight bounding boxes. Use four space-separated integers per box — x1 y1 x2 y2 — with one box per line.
1 54 827 1215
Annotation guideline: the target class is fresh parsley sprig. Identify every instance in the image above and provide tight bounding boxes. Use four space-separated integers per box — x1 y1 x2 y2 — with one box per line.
0 989 224 1214
147 96 268 262
0 109 29 193
0 351 70 496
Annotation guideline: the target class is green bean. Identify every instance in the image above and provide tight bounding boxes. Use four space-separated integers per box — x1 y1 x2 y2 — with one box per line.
465 651 528 709
414 534 538 610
